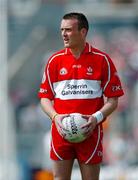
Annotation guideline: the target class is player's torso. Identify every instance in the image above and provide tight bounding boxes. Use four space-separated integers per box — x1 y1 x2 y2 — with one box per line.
50 52 104 114
52 53 103 100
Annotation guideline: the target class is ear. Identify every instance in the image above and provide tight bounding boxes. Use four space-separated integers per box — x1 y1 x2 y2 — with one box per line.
81 28 87 37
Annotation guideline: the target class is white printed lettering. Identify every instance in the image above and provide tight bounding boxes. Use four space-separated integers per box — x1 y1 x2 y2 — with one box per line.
53 79 102 100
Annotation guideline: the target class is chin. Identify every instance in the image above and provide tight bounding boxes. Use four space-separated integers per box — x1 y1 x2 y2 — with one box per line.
64 43 70 48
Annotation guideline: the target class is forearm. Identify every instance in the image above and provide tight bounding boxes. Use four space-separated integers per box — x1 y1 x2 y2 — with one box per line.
99 97 118 119
92 97 118 124
40 98 57 119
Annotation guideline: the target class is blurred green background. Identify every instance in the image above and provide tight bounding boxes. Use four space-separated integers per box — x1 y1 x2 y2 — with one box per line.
0 0 138 179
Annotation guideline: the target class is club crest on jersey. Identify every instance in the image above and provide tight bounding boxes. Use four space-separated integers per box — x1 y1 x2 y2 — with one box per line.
86 66 93 75
60 67 68 75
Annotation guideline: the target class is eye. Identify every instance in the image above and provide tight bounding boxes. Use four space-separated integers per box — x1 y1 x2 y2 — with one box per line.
61 28 64 32
66 28 72 32
61 28 72 32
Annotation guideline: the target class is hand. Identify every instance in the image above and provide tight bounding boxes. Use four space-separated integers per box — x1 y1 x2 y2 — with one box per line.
54 114 69 137
81 115 97 138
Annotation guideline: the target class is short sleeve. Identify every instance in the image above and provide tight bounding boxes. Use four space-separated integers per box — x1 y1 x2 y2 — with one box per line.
38 61 55 100
101 55 124 98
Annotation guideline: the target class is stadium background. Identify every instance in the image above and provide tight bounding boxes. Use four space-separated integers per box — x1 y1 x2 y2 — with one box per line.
0 0 138 179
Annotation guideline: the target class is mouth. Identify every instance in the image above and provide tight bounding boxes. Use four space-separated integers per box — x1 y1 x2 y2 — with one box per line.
63 38 69 43
64 39 68 43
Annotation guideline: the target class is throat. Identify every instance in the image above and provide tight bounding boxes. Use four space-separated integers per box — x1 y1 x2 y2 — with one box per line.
73 53 81 59
70 49 82 59
70 44 85 59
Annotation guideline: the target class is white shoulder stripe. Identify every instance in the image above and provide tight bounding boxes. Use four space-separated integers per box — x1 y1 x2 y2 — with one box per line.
47 53 65 95
92 51 111 91
48 52 65 64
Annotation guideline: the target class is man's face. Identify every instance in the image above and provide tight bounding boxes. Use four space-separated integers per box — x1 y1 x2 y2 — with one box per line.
60 19 85 48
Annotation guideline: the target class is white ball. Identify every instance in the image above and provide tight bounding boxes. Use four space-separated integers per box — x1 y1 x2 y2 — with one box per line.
62 113 87 143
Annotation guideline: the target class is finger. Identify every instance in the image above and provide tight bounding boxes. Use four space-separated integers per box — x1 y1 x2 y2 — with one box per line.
58 126 66 138
83 127 93 137
61 114 70 118
85 131 92 138
81 121 91 129
82 115 90 119
83 126 91 133
57 121 67 131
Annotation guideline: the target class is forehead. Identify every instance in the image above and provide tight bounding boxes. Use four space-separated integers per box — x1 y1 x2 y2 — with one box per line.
61 19 78 28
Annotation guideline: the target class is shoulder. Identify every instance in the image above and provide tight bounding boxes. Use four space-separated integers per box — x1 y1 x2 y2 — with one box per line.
48 49 66 64
92 47 114 66
92 47 110 59
51 49 65 58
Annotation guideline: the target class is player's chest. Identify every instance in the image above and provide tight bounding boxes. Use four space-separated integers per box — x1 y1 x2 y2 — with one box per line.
56 56 102 81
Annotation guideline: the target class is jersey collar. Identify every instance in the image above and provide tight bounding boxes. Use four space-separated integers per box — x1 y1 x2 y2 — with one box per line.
64 42 93 55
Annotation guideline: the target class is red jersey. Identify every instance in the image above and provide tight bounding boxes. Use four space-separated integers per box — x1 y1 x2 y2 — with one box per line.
38 42 124 115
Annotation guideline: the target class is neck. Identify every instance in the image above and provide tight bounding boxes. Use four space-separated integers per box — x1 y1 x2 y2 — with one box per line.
70 42 86 59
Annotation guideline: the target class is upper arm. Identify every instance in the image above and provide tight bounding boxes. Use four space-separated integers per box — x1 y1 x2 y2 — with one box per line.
38 59 56 100
101 55 124 98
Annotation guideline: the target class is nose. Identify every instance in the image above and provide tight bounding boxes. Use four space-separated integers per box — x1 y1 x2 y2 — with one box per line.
62 29 67 37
